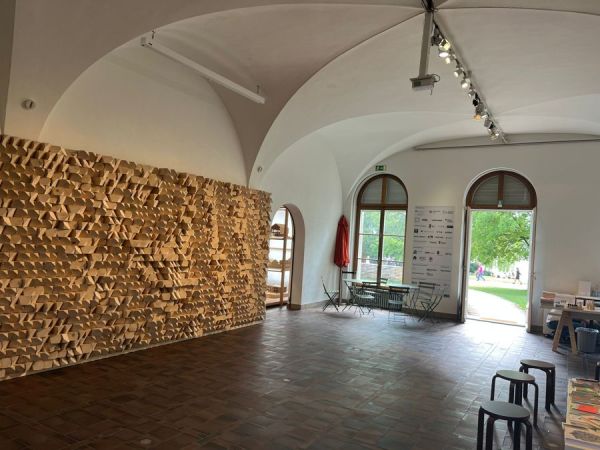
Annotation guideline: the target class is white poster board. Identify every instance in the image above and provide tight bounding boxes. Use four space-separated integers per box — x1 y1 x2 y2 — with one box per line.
411 206 455 297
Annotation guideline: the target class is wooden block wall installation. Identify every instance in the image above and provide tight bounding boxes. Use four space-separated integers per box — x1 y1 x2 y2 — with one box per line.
0 135 271 380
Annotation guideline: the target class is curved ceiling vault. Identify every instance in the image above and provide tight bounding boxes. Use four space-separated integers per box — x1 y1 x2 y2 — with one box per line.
5 0 600 189
252 1 600 194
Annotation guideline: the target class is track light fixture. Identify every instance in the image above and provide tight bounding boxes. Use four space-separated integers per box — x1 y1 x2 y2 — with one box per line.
439 39 451 51
431 23 505 142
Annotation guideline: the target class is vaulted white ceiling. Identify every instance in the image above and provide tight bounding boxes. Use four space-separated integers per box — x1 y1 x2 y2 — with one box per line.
3 0 600 190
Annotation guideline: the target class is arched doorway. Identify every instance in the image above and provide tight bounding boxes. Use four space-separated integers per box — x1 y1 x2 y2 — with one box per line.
266 206 295 307
460 170 537 328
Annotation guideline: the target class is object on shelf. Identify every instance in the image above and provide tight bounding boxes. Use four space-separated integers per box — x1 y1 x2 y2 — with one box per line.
267 285 287 294
267 258 292 270
270 223 288 237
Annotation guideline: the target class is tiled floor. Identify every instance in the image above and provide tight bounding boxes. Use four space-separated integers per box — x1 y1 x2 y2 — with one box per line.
0 307 596 449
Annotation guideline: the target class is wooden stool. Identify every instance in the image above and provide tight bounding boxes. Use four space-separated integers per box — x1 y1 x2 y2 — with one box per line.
477 400 532 450
491 370 539 427
519 359 556 411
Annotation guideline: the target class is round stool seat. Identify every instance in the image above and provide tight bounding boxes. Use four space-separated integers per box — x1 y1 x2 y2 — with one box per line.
480 400 530 421
520 359 555 370
496 370 535 383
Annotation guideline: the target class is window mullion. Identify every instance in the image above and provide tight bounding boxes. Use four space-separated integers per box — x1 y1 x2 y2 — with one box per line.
376 208 385 285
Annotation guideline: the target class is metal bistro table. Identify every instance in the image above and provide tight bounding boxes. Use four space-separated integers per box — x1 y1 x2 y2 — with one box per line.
344 278 418 310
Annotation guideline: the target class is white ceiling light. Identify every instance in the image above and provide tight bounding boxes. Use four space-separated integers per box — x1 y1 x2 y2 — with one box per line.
140 35 266 104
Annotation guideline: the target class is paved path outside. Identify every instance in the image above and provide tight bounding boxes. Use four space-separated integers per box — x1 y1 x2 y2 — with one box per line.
467 288 527 326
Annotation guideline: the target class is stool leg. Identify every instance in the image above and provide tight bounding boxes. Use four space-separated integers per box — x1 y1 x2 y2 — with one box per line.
509 382 515 403
477 407 485 450
522 367 529 399
515 383 523 406
513 420 522 450
532 382 539 427
491 375 498 400
485 417 496 450
550 369 556 406
545 369 552 411
525 420 533 450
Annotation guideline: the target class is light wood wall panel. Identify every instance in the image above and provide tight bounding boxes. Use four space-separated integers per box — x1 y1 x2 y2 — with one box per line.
0 135 270 380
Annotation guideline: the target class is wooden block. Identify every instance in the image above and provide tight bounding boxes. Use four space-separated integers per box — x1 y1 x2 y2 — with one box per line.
0 134 270 381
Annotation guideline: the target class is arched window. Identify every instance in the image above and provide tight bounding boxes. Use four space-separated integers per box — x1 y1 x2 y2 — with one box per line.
353 175 408 285
467 171 536 209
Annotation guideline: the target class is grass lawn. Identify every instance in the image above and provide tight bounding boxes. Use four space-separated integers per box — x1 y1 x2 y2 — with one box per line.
470 286 528 310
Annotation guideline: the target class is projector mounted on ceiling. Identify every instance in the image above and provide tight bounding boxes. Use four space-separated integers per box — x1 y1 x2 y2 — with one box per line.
411 10 438 93
410 74 438 91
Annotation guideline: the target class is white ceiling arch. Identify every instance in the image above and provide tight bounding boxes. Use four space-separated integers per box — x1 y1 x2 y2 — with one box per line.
3 0 425 177
251 2 600 191
5 0 600 187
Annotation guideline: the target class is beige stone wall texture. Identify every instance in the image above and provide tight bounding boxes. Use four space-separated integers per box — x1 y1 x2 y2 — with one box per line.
0 135 270 380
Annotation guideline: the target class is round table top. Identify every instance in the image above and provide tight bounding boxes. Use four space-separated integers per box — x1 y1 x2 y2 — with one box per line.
480 400 530 420
520 359 555 370
496 369 535 382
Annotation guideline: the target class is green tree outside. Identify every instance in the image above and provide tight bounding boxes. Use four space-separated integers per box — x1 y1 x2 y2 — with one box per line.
470 210 531 271
359 210 406 261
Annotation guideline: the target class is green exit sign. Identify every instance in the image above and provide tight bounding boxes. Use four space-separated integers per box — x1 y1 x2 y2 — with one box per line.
375 164 386 171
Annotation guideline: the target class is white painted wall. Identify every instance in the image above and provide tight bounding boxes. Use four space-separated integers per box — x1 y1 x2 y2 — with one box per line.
259 137 342 305
40 45 246 186
346 140 600 327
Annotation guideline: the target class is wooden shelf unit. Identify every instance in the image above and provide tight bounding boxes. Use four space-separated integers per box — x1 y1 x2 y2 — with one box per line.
267 208 294 307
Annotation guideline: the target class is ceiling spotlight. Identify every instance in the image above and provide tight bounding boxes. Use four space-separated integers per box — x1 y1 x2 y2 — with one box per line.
484 118 493 129
453 67 464 78
439 39 451 51
472 95 481 107
439 48 450 58
474 104 486 120
444 52 456 65
431 29 443 47
461 77 470 89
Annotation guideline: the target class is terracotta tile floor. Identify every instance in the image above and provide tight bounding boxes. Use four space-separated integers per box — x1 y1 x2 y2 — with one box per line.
0 307 595 449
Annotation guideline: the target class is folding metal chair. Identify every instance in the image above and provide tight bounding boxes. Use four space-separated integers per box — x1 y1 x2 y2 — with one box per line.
344 280 375 316
322 279 339 311
415 282 443 322
387 286 410 322
412 281 438 322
